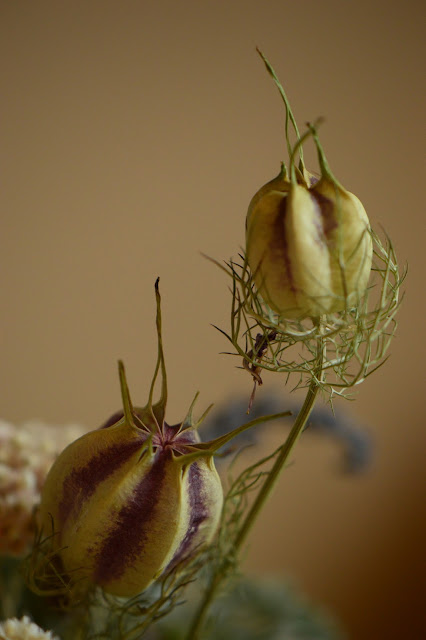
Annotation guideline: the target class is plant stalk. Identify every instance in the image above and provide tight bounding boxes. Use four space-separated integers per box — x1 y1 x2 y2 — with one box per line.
185 358 323 640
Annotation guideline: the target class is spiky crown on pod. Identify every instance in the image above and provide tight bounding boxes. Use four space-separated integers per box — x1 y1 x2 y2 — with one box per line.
111 278 289 463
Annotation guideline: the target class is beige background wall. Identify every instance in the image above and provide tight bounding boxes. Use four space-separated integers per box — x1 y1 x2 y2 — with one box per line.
1 1 425 638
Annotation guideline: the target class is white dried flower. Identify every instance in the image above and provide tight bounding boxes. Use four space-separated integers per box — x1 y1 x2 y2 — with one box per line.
0 615 60 640
0 419 87 555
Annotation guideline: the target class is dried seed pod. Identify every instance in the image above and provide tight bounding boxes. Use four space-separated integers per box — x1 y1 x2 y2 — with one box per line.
36 282 224 598
38 404 223 598
34 282 288 601
246 137 372 319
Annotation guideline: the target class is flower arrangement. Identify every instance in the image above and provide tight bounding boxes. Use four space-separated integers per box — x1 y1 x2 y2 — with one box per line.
0 51 404 640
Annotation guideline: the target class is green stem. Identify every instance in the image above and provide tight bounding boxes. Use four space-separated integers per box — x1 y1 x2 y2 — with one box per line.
256 48 305 172
234 378 321 550
185 355 323 639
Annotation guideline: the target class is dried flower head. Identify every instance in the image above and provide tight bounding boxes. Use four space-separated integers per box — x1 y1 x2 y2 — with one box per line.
0 615 60 640
0 419 87 556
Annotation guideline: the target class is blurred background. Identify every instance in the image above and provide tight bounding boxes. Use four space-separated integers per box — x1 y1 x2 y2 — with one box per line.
1 1 425 638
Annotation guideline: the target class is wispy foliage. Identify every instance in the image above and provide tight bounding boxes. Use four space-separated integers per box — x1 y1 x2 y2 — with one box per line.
211 229 405 403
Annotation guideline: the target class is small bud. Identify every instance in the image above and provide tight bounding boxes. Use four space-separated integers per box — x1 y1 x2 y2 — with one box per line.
246 135 372 319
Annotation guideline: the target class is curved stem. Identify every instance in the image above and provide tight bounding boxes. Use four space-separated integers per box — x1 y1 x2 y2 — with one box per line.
256 48 305 172
186 343 324 639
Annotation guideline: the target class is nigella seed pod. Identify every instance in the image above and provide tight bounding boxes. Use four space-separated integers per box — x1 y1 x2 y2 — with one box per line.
246 130 372 319
38 405 222 598
34 282 226 599
33 282 288 601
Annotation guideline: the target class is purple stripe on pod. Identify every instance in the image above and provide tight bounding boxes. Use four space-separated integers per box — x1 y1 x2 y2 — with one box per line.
166 461 210 571
58 437 145 527
275 197 296 293
93 449 171 585
311 190 338 239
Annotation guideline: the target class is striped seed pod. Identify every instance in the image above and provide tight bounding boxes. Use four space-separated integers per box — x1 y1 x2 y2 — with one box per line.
37 390 223 598
246 134 372 319
35 282 287 600
35 282 226 599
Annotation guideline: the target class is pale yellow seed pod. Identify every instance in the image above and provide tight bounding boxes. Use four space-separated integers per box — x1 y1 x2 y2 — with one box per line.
32 282 225 600
246 176 372 319
38 418 223 598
